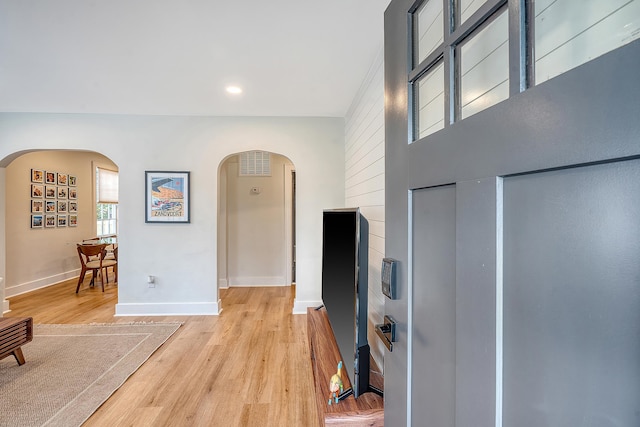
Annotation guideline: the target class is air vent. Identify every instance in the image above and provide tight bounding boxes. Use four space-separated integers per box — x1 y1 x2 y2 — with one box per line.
239 151 271 176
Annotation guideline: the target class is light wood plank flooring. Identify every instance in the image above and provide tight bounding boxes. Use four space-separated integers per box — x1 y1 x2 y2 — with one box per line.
5 276 319 426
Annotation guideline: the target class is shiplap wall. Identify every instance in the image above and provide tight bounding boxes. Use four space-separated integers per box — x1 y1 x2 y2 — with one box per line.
344 48 386 369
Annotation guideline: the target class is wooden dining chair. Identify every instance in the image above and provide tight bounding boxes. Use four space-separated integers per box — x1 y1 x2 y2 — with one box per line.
113 246 118 283
75 243 117 293
103 243 117 283
82 237 117 281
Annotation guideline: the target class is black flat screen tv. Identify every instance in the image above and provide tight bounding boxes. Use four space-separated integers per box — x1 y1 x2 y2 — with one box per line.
321 208 370 399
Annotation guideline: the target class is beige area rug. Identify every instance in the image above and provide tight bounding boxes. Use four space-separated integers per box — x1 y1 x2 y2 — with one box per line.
0 322 181 427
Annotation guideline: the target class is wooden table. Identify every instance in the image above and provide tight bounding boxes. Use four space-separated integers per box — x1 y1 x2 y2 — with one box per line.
0 317 33 365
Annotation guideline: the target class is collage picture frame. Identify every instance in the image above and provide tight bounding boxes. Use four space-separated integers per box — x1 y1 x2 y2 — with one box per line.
30 168 78 229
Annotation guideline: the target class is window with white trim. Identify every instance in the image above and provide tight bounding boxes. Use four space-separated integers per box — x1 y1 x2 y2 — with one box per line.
96 167 118 237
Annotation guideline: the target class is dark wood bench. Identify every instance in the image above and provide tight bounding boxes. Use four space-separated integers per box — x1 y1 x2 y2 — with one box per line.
0 317 33 365
307 308 384 426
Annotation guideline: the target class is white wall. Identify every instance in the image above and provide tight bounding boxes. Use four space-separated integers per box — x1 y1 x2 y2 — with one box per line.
4 150 117 297
223 153 293 286
217 162 228 288
344 48 386 369
0 168 6 312
0 114 344 315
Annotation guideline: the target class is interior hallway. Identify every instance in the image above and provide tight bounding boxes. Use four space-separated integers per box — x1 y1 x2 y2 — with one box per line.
5 280 318 426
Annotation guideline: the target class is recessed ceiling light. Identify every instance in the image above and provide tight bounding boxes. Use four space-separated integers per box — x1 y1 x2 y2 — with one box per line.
226 86 243 94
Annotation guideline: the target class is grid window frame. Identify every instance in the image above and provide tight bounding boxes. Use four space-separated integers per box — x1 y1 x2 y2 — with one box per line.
413 60 447 139
97 202 118 237
457 6 510 119
408 0 531 143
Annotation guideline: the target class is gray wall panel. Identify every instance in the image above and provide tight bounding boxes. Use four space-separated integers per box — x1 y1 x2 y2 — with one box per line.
503 159 640 426
412 185 457 427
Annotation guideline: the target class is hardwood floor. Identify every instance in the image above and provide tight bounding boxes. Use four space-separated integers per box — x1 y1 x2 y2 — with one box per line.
5 276 319 426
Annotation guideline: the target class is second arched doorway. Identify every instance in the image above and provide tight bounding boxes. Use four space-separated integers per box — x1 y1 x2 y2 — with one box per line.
217 151 296 292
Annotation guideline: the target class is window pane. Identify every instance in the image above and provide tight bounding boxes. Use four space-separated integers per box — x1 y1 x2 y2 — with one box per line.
535 0 640 84
415 62 445 140
460 10 509 119
96 203 118 236
459 0 486 25
415 0 444 66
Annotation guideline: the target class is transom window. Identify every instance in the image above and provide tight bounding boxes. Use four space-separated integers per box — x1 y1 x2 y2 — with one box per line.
459 9 509 119
414 0 444 66
409 0 640 143
414 61 445 139
534 0 640 84
459 0 487 25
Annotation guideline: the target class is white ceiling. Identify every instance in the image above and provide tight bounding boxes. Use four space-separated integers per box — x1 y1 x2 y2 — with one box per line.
0 0 391 118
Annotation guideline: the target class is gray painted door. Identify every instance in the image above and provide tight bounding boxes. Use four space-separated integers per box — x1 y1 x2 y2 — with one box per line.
384 0 640 425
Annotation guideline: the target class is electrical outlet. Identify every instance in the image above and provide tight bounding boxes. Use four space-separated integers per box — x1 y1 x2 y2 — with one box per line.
147 275 156 288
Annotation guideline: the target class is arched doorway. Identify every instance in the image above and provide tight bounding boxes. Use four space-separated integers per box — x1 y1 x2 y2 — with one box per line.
1 149 118 312
217 151 296 295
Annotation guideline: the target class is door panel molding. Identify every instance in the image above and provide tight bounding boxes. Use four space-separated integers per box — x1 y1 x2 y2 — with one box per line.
455 178 501 426
502 159 640 426
411 184 457 426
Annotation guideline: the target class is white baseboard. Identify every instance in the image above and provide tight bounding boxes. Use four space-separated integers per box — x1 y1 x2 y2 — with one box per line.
218 278 229 289
5 269 81 298
228 276 287 287
1 276 7 313
115 300 221 316
292 299 323 314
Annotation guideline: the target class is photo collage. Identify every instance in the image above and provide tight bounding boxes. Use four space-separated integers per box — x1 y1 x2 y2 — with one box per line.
30 169 78 229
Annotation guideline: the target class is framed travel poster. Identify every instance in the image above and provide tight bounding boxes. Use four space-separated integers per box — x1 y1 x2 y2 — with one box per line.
145 171 190 223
